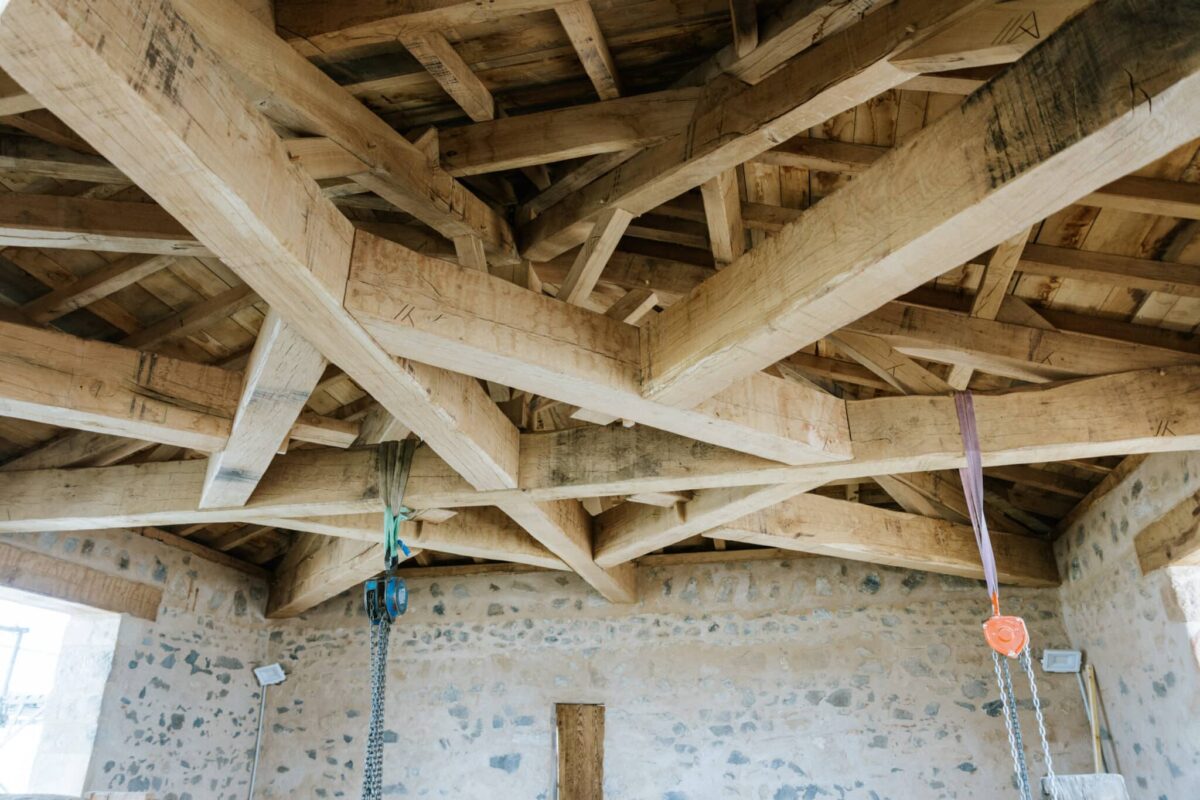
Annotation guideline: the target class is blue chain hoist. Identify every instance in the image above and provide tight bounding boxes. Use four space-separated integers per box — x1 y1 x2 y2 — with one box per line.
361 440 418 800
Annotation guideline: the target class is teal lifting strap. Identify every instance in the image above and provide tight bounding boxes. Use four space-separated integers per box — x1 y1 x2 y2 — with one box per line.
378 440 418 569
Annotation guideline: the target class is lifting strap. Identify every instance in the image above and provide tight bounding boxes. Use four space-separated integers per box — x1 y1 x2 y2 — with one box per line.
955 392 1060 800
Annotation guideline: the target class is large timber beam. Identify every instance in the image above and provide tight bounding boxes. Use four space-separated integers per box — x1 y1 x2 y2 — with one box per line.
638 0 1200 408
0 540 163 620
0 319 241 451
520 0 988 260
707 493 1059 586
346 230 850 465
847 303 1197 382
3 368 1200 530
200 311 327 508
0 194 209 255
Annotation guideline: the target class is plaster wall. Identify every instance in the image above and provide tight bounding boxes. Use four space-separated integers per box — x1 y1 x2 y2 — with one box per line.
1054 451 1200 799
257 556 1092 799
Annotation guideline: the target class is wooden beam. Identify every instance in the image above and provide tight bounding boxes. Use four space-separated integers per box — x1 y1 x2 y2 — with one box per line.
945 229 1030 389
890 0 1097 73
176 0 517 262
0 430 153 472
708 492 1058 586
119 284 260 351
0 319 241 451
1082 175 1200 221
701 170 745 267
727 0 758 58
129 525 268 579
555 1 621 100
21 254 174 325
558 208 635 305
438 89 699 176
267 532 393 618
401 32 495 122
826 330 951 395
497 498 637 602
603 288 658 325
0 133 125 182
346 229 852 465
521 0 987 260
0 66 40 115
593 482 819 567
0 540 162 619
268 507 567 570
1135 490 1200 573
847 303 1197 383
200 311 327 509
0 194 209 255
276 0 567 59
638 0 1200 407
1017 243 1200 299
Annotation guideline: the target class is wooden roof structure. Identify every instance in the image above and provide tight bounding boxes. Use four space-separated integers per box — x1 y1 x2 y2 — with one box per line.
0 0 1198 615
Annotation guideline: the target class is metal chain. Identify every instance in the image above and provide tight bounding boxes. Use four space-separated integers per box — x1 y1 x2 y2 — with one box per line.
1022 648 1060 800
362 616 392 800
993 650 1033 800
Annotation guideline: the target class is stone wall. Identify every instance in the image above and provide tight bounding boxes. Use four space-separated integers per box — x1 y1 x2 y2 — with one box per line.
1055 451 1200 799
4 530 271 800
257 555 1091 799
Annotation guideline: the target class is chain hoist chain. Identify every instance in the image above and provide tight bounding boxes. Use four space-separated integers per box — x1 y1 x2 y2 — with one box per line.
362 616 392 800
1022 648 1060 800
994 651 1033 800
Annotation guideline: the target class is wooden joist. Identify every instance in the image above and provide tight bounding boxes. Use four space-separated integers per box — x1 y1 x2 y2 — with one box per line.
556 1 621 100
346 229 852 465
0 133 125 182
0 194 209 255
400 32 496 122
21 254 175 325
200 311 327 509
707 492 1059 587
639 0 1200 407
0 319 241 451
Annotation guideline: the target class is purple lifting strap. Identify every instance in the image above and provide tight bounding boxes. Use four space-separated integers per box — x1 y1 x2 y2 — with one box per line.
954 392 1000 603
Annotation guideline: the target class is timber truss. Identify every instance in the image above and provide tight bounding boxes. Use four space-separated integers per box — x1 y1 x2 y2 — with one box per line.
0 0 1198 615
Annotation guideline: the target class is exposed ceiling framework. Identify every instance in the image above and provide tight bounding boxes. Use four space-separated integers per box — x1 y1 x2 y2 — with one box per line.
0 0 1196 616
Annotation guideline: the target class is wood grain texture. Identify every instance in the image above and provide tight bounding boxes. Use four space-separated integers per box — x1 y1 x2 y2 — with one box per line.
556 1 621 100
200 310 327 509
557 704 604 800
0 320 241 451
0 540 162 619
